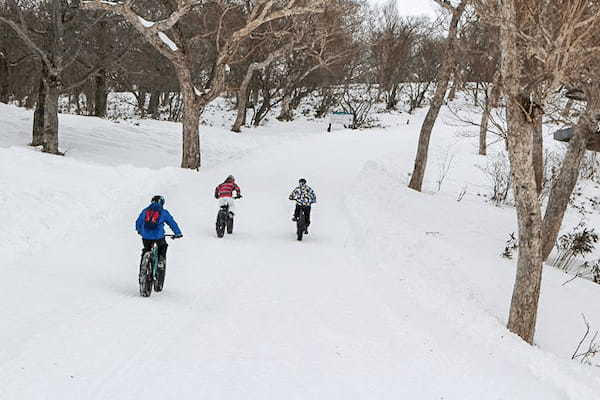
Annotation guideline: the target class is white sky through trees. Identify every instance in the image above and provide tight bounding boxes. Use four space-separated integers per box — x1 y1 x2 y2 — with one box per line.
369 0 438 18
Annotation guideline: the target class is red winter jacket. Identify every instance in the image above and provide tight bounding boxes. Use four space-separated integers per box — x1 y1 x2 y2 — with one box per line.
215 181 241 198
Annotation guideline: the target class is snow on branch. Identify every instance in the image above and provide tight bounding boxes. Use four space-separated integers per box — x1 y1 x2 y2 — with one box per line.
81 0 190 35
138 16 155 28
81 0 189 57
158 32 178 51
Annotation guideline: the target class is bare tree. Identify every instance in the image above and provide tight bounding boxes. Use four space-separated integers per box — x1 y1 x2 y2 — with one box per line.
408 0 468 192
82 0 327 169
0 0 124 154
369 1 420 110
406 33 443 114
231 43 293 132
476 0 600 344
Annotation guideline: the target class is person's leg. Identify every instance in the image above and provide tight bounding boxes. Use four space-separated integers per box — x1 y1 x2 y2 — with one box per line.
304 206 312 226
293 204 300 221
227 197 235 216
142 239 153 253
157 238 168 268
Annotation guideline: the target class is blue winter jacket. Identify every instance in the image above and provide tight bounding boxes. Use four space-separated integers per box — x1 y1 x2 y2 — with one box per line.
135 203 182 240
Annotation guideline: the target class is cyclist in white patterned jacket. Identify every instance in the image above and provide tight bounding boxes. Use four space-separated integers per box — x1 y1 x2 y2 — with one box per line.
289 178 317 231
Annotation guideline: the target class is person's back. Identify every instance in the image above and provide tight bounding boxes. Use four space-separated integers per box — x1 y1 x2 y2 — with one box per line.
135 195 182 268
214 175 242 216
289 178 316 232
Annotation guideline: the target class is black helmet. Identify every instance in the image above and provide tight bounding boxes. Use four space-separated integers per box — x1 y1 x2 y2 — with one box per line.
299 178 307 185
151 195 165 206
226 175 235 182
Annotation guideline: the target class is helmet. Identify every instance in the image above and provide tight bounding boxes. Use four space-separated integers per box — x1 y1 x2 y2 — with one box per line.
226 175 235 182
299 178 307 185
151 195 165 206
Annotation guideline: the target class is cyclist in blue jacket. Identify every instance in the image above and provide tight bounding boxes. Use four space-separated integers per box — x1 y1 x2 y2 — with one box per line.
135 195 182 269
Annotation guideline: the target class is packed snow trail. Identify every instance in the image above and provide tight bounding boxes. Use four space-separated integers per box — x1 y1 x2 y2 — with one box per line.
2 132 420 399
2 104 600 398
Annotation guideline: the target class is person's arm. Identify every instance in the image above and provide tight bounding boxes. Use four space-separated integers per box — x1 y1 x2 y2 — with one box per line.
234 183 241 197
135 210 145 234
163 210 183 236
310 188 317 204
289 188 297 201
214 186 219 199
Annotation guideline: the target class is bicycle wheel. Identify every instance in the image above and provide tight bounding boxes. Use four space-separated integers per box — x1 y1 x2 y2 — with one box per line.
216 209 227 238
154 261 166 292
139 251 153 297
226 213 234 234
296 210 305 241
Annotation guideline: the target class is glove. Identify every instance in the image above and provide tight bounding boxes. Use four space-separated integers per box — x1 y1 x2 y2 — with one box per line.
173 234 183 239
235 194 243 199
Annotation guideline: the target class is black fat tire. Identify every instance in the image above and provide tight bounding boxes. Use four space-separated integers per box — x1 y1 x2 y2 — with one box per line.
296 210 306 241
139 252 153 297
227 215 234 234
154 266 166 292
216 209 227 238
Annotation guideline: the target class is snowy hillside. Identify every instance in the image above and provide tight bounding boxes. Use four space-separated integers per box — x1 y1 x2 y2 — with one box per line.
1 100 600 399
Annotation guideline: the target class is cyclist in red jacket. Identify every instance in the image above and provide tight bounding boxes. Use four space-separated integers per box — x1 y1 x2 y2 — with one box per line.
215 175 242 216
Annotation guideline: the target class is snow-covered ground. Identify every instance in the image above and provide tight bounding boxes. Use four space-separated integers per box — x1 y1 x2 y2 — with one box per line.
1 100 600 399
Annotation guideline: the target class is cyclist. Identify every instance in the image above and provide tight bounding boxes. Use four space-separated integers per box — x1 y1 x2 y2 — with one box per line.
214 175 242 218
135 195 182 270
289 178 317 233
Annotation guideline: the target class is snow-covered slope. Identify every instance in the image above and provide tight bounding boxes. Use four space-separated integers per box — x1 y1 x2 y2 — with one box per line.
1 101 600 399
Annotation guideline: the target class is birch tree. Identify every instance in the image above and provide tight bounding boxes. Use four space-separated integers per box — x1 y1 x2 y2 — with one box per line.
408 0 468 192
475 0 600 344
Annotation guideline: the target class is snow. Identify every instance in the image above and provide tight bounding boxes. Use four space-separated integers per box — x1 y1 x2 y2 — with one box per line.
1 99 600 398
158 31 178 51
138 16 156 28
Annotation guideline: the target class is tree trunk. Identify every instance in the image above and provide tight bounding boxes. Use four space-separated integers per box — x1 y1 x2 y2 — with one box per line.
32 74 46 147
43 77 61 154
137 90 147 118
177 67 201 169
501 0 543 345
251 86 259 109
408 3 466 192
386 85 398 110
541 96 599 261
448 77 458 101
0 53 8 103
479 88 490 156
408 84 450 191
232 82 251 133
315 88 334 119
75 89 82 115
148 90 161 119
94 70 108 118
278 92 293 121
180 91 201 169
533 111 544 194
505 96 544 345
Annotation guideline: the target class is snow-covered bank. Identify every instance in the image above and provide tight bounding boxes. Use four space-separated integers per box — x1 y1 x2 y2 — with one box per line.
1 101 600 399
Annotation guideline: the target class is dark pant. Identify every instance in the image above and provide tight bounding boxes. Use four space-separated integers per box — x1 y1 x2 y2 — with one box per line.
294 205 312 226
142 238 168 262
